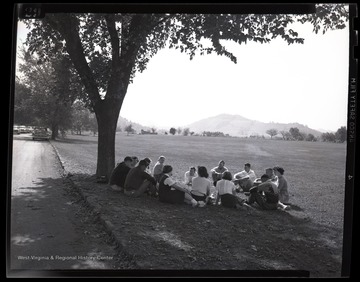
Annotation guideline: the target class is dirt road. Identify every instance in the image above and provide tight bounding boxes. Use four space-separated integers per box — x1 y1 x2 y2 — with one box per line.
9 135 132 275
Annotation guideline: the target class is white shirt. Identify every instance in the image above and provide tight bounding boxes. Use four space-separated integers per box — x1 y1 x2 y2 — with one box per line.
152 161 164 176
216 179 236 195
235 169 257 182
271 175 279 187
163 174 177 190
191 176 212 195
184 171 198 185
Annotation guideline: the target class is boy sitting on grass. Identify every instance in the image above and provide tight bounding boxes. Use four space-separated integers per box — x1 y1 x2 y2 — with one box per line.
246 174 290 211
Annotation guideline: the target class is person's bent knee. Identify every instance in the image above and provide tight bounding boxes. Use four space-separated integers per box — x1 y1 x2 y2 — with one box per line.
111 184 123 192
124 189 136 197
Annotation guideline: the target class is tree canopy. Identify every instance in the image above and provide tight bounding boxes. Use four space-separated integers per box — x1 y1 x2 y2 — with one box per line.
23 4 348 110
16 50 81 138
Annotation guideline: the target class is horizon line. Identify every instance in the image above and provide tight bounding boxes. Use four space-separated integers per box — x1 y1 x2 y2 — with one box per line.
119 113 343 133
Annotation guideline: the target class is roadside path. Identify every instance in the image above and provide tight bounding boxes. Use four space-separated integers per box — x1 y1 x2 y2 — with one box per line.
9 135 133 275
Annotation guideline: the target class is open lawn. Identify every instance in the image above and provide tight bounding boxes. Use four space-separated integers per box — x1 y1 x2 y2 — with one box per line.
54 133 347 228
51 133 348 276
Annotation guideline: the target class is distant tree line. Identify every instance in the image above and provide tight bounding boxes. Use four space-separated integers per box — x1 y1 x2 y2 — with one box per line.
167 128 228 137
202 131 230 137
14 77 98 139
14 49 99 139
140 128 157 135
167 127 194 136
124 124 136 135
113 124 347 143
321 126 347 143
266 126 346 143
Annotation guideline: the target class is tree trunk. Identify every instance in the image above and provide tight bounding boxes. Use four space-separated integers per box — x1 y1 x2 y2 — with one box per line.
95 96 123 179
51 124 58 140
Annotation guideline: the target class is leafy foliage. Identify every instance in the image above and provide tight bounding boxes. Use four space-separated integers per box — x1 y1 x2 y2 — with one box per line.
124 124 135 135
266 128 278 139
335 126 347 143
14 78 32 125
169 127 176 135
71 100 92 135
306 133 317 142
297 4 348 34
321 132 336 143
22 4 348 107
16 50 79 136
202 131 227 137
183 128 190 136
289 127 301 140
321 127 346 143
279 130 292 141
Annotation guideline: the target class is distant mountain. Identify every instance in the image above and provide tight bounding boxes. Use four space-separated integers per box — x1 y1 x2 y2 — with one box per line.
117 116 152 133
186 114 322 137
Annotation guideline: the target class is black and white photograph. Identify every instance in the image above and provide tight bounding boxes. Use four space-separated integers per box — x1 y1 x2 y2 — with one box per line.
7 3 356 278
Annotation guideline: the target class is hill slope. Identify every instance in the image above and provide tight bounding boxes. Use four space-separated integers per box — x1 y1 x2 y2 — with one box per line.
186 114 322 137
117 116 152 133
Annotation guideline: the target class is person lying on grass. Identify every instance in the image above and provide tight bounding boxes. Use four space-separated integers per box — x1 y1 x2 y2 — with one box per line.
215 171 252 209
158 165 205 207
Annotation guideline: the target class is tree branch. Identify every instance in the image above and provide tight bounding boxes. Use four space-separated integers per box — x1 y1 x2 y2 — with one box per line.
104 14 120 63
45 14 101 107
150 14 172 30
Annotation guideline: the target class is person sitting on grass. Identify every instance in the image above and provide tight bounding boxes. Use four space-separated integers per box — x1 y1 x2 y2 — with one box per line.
152 156 166 183
235 163 257 182
158 165 205 207
215 171 252 209
233 171 254 193
247 174 281 210
273 166 290 205
253 167 278 187
130 156 139 168
267 167 279 186
124 159 157 197
109 156 133 192
210 160 228 186
143 157 152 174
191 166 212 204
184 166 198 186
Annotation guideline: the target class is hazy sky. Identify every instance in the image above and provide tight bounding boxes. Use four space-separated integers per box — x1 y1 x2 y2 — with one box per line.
16 18 349 132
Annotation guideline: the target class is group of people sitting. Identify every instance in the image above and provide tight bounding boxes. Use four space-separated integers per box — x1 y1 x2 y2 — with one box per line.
109 156 291 211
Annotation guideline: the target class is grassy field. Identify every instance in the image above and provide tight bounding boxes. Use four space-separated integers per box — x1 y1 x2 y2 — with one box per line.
53 132 347 229
50 132 350 276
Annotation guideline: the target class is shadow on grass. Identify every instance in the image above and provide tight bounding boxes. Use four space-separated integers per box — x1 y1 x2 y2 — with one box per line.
53 137 98 145
66 173 344 277
288 204 303 211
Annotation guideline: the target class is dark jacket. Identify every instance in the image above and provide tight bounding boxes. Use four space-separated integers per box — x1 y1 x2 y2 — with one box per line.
124 166 156 191
158 175 184 204
109 162 131 187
